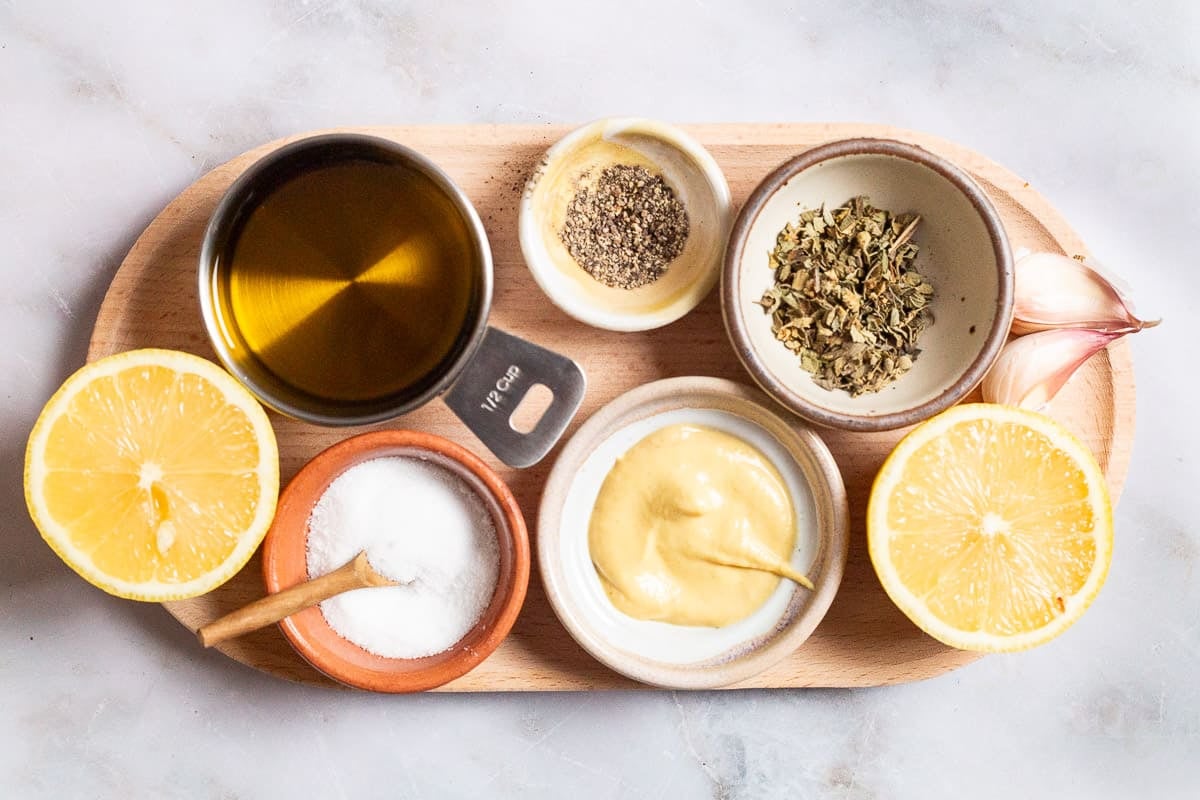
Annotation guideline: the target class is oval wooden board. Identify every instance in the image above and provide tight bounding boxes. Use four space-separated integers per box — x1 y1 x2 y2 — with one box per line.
88 124 1135 691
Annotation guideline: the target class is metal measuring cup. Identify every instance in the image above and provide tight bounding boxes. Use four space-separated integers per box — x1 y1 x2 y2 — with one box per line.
198 133 585 468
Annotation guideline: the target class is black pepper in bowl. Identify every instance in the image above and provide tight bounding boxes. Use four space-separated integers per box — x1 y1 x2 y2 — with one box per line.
560 164 690 290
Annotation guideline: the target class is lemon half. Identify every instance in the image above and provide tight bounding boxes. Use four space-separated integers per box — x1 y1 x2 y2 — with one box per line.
868 404 1113 652
25 349 279 601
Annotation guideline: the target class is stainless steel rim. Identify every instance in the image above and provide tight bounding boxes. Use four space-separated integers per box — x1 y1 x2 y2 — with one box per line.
197 132 494 426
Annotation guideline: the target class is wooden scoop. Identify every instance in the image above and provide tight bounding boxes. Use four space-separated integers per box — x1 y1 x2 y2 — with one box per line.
197 551 397 648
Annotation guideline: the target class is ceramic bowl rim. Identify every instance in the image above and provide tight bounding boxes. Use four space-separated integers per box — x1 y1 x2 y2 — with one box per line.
518 117 732 332
262 429 529 693
536 376 850 689
721 137 1014 432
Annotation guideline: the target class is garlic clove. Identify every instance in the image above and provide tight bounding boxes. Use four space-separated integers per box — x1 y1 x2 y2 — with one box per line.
1012 252 1160 335
1074 254 1137 306
982 328 1124 410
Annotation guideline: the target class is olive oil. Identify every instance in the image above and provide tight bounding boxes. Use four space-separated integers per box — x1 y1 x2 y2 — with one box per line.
213 157 476 407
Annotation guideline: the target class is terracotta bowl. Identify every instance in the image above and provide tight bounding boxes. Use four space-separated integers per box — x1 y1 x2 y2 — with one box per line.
723 138 1014 431
538 377 849 689
262 430 529 693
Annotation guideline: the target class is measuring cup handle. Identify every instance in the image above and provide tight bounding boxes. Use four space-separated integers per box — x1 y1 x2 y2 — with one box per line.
444 327 586 468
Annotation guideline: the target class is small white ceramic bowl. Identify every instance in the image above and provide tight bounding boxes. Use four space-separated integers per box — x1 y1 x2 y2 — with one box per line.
537 377 848 689
722 138 1014 431
519 118 732 331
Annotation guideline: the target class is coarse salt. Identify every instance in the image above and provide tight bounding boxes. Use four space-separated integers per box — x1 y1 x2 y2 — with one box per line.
305 456 499 659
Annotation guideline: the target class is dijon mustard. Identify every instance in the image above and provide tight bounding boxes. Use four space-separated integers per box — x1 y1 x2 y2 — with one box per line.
588 424 813 627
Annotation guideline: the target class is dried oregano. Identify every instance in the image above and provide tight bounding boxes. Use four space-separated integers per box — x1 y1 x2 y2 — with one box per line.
757 195 934 396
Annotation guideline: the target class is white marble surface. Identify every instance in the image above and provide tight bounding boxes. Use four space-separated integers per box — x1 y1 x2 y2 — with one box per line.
2 1 1197 797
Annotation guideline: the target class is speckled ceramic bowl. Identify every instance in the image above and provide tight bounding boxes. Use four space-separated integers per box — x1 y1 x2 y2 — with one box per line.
723 138 1014 431
537 377 849 689
519 118 732 331
262 430 529 693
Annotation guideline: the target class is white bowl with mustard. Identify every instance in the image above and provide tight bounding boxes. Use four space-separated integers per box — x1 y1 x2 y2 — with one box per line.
518 118 732 331
537 377 849 689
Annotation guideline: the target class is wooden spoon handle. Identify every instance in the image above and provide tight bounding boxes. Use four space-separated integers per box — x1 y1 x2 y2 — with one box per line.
197 552 393 648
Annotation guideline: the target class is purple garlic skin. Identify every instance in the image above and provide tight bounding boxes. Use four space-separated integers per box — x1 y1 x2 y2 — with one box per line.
983 328 1124 410
1012 252 1160 335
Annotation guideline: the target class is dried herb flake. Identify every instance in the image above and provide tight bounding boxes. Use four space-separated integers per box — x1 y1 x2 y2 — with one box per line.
757 195 934 396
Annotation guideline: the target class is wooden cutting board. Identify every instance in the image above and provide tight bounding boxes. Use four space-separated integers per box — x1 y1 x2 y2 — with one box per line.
87 124 1135 691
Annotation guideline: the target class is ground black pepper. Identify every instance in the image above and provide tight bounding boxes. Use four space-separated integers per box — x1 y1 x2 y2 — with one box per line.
559 164 689 289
